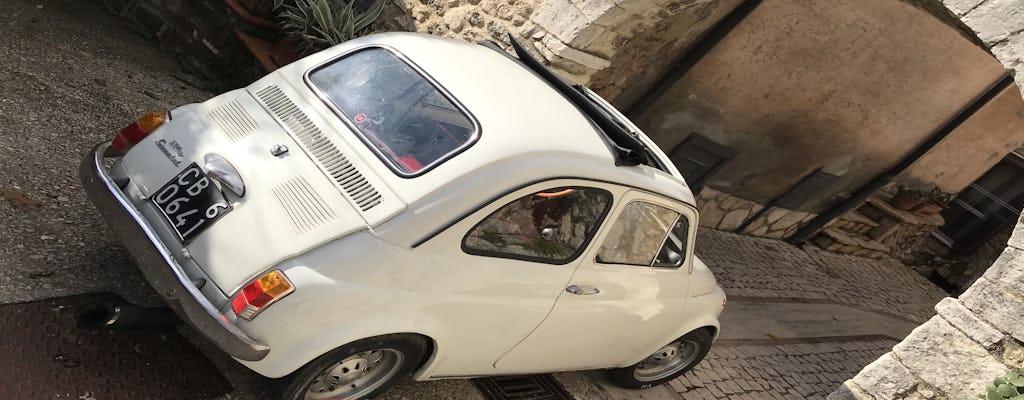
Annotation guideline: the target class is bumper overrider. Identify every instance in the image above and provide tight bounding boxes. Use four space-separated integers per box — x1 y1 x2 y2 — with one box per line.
80 142 269 361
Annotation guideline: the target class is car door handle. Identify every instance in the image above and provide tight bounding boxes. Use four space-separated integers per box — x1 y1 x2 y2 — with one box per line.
566 285 600 295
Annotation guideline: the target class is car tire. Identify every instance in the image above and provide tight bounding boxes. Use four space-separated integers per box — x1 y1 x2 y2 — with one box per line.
278 334 429 400
606 329 712 390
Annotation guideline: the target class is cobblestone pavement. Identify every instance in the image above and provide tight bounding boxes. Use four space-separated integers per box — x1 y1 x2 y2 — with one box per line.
695 229 948 323
670 339 898 400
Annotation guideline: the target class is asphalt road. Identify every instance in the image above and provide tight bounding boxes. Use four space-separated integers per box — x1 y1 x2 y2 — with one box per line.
0 0 213 306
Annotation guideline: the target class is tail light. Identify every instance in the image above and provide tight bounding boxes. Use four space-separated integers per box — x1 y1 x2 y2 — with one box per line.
111 111 167 153
231 270 294 320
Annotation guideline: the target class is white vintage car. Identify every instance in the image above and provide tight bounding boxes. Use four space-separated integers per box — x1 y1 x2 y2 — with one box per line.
80 32 726 399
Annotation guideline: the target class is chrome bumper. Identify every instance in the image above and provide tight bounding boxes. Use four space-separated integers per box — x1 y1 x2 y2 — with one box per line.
80 142 270 361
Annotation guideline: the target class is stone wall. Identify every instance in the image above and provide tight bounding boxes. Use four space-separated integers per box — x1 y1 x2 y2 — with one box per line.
89 0 261 88
380 0 537 47
695 187 815 238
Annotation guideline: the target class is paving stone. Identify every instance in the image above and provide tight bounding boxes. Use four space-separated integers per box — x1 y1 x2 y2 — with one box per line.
696 229 946 323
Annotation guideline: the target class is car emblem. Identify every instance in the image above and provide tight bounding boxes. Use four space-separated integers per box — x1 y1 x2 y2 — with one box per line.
270 144 289 156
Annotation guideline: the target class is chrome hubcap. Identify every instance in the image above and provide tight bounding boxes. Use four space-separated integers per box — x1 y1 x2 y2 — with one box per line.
633 340 700 382
305 349 403 399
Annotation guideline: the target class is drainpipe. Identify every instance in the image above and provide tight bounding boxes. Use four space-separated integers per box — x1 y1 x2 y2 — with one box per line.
625 0 764 119
786 73 1015 246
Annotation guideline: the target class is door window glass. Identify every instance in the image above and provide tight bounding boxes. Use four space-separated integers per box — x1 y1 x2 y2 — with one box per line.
597 202 686 267
653 217 689 268
463 187 612 264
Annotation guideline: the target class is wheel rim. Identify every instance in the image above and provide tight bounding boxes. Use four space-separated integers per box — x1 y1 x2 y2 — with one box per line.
633 340 701 382
304 348 404 399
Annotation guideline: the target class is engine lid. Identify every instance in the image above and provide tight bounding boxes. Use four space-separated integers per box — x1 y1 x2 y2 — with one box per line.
120 89 398 294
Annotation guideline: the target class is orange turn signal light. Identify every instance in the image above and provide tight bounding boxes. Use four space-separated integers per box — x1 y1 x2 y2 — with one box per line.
112 111 167 153
231 270 294 320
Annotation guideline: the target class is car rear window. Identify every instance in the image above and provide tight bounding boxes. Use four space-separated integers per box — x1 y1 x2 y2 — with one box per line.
307 48 478 177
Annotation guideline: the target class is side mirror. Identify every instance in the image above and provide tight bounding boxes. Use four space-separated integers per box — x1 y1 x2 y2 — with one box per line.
540 227 555 240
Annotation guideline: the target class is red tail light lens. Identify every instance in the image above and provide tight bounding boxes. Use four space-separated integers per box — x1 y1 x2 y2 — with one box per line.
231 270 294 320
112 111 167 153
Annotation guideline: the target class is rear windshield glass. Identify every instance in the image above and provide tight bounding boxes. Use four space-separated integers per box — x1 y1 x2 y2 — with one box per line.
307 48 478 176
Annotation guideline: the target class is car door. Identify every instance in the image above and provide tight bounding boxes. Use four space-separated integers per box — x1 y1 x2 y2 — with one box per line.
410 180 617 377
494 190 697 373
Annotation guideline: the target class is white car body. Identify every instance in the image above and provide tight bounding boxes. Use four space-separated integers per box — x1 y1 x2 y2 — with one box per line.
81 32 725 383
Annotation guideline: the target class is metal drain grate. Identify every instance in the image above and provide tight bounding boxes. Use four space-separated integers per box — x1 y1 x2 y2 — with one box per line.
471 374 574 400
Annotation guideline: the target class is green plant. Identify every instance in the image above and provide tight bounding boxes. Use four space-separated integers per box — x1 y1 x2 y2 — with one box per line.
899 184 957 205
980 367 1024 399
274 0 385 53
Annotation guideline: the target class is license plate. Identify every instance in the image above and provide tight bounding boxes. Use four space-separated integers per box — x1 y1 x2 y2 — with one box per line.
152 163 232 242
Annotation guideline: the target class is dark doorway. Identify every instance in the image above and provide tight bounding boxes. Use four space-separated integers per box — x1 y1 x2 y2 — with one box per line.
935 153 1024 253
668 133 737 192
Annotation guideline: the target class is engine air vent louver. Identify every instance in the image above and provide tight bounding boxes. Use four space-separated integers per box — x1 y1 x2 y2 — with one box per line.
208 100 259 142
255 86 383 211
271 177 338 234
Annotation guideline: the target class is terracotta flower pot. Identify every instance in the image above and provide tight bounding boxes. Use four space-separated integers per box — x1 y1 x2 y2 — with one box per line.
890 190 922 211
912 202 944 216
235 30 301 73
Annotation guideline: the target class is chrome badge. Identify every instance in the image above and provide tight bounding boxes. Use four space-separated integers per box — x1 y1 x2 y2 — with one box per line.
270 144 289 156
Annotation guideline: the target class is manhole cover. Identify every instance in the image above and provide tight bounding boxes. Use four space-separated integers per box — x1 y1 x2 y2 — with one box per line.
472 374 573 400
0 293 232 400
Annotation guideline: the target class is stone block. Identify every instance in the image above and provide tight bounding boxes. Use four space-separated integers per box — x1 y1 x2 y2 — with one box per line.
828 380 876 400
531 0 591 43
960 0 1024 44
934 297 1003 349
851 352 917 399
772 209 808 232
1002 338 1024 366
989 32 1024 71
893 316 1007 399
570 0 617 20
941 0 987 16
1008 213 1024 251
765 208 786 224
540 35 611 70
981 246 1024 294
719 209 748 230
961 277 1024 342
698 203 725 228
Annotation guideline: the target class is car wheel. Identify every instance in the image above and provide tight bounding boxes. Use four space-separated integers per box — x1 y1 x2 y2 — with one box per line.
279 334 429 400
606 329 712 389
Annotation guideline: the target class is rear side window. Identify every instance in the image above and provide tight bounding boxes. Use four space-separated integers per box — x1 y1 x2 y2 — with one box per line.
307 48 478 176
463 187 612 264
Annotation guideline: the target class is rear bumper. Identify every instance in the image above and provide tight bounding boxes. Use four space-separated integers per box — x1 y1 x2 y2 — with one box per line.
80 142 270 361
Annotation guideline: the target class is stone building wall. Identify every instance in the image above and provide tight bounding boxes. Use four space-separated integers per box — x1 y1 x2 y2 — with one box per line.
832 0 1024 398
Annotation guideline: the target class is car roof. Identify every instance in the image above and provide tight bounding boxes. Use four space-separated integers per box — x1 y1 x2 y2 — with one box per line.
271 32 695 209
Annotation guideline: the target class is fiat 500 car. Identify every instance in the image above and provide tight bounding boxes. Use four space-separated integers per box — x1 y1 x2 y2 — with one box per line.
80 32 726 399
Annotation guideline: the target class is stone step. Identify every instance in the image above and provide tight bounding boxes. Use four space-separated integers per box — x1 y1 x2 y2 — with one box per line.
811 227 891 259
829 211 880 235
